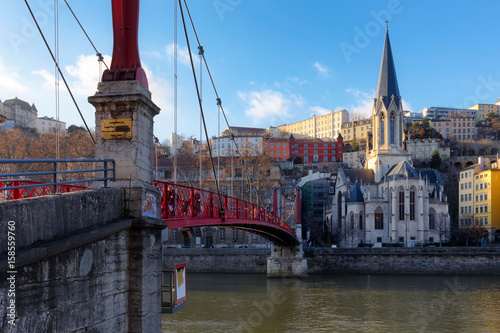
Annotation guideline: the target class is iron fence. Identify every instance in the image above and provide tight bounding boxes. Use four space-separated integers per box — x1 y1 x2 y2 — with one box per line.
0 159 115 200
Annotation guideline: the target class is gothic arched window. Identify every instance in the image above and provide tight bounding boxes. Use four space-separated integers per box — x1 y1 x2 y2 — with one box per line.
410 186 416 220
375 207 384 229
429 209 436 229
390 112 395 145
350 214 355 230
380 112 385 145
359 212 364 230
398 186 405 221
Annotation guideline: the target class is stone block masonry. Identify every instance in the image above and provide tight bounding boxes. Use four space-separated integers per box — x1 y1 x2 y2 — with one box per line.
304 248 500 275
0 189 165 333
162 247 500 275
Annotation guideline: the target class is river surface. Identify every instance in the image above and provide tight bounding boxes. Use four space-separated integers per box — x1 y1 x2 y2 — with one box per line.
162 273 500 333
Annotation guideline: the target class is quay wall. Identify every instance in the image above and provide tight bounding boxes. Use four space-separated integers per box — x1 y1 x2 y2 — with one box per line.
163 247 500 275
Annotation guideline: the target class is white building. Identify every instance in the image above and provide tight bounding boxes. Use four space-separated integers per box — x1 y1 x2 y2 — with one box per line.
328 28 450 247
420 106 474 120
29 116 66 134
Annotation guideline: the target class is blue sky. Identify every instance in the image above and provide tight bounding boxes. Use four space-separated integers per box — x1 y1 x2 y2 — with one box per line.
1 0 499 144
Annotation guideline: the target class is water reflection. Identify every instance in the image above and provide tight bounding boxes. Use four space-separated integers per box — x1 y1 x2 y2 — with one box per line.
162 274 500 333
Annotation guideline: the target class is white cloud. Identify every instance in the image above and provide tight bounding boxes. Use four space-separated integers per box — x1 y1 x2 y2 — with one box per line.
65 54 111 96
402 99 413 112
313 61 332 78
238 89 301 124
33 69 59 90
0 57 28 93
334 88 375 119
309 106 331 116
165 43 199 67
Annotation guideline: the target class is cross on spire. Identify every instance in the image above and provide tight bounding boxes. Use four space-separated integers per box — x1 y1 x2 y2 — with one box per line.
385 19 390 31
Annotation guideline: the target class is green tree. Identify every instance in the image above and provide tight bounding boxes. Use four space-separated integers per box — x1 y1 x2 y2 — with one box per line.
351 138 360 151
485 112 499 121
429 150 442 170
67 124 86 133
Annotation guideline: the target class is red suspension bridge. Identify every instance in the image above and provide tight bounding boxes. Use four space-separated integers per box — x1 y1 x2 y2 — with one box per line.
0 176 299 246
155 181 299 245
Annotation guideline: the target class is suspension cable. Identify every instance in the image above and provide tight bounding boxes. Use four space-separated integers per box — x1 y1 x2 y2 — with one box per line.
199 45 203 190
54 0 60 159
63 0 109 70
23 0 95 144
182 0 260 203
174 0 178 184
178 0 224 213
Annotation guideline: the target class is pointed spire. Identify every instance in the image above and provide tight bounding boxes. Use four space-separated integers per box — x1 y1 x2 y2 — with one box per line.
375 27 400 110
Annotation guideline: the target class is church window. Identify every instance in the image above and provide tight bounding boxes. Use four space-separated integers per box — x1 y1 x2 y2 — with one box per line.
350 215 355 230
359 212 363 230
380 113 385 145
398 187 405 221
390 112 395 144
410 187 416 220
375 207 384 229
429 209 436 229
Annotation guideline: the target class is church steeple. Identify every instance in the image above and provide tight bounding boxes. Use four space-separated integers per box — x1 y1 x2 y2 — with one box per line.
375 27 400 110
367 25 411 182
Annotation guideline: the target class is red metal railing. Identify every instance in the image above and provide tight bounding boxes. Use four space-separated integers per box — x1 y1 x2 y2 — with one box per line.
154 181 294 235
0 180 87 200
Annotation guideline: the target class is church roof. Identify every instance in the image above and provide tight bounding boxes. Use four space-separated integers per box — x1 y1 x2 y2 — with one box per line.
348 179 364 203
419 169 445 185
384 161 419 180
343 169 374 184
375 29 400 110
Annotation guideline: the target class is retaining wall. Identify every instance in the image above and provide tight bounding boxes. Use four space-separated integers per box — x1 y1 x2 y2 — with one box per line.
162 247 500 275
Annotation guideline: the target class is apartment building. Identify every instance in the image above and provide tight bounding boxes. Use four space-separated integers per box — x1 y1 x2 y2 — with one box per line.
264 134 344 164
420 106 474 120
278 109 349 140
341 118 372 142
29 116 66 134
468 103 500 121
430 116 476 140
1 97 38 128
459 157 500 242
407 139 450 160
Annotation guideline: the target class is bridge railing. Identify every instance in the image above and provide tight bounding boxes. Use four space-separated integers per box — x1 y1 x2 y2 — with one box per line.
154 181 293 234
0 159 115 201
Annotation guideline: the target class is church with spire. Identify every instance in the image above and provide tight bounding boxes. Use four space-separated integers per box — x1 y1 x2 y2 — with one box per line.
329 27 450 247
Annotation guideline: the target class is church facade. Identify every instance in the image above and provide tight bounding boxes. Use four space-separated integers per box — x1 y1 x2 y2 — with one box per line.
329 28 450 247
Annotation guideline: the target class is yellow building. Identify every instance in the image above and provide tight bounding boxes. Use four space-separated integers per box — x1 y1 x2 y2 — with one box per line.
459 157 500 242
341 118 372 143
468 103 500 121
278 109 349 140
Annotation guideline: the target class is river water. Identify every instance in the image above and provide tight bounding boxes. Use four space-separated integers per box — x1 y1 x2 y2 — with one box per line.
162 273 500 333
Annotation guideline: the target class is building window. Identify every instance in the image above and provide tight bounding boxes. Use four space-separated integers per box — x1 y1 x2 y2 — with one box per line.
410 187 415 220
220 228 226 240
359 213 363 230
375 207 384 229
398 187 405 221
232 229 238 241
429 209 435 229
390 112 395 145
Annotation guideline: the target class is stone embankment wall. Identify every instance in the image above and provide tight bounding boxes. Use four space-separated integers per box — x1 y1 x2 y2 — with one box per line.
0 189 164 333
305 247 500 275
163 248 271 273
163 247 500 275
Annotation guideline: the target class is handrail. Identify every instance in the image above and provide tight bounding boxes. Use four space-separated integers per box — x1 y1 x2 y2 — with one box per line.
154 180 294 235
0 159 115 200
